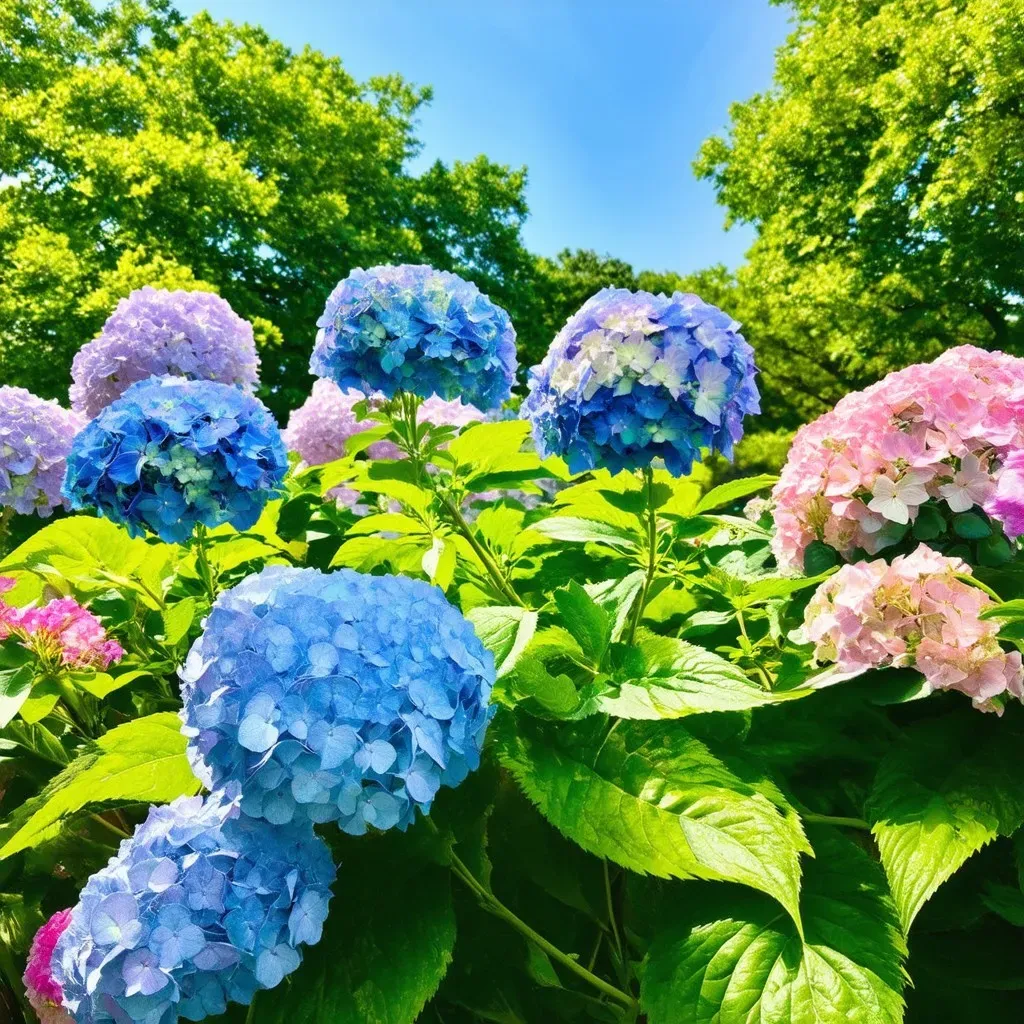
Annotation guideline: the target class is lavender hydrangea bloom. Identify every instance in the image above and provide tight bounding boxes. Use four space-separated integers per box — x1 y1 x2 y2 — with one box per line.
0 387 84 517
309 264 516 411
521 288 760 476
51 788 334 1024
180 565 495 834
63 376 287 544
70 288 260 419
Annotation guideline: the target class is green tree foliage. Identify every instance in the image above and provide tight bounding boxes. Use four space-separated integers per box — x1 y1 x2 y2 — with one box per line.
697 0 1024 428
0 0 537 414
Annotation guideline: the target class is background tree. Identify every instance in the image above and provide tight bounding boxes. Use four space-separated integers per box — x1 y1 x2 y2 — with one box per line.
0 0 537 415
697 0 1024 429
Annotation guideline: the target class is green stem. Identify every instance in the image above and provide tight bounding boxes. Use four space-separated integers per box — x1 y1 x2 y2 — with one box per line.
603 860 628 987
735 608 774 691
91 813 130 841
55 675 95 738
447 848 635 1011
955 573 1003 603
625 466 658 646
803 812 871 831
193 524 217 603
246 992 260 1023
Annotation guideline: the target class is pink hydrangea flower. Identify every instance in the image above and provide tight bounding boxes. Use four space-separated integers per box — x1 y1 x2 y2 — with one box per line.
23 909 73 1024
283 380 483 508
986 449 1024 540
773 346 1024 569
796 544 1024 712
0 590 123 670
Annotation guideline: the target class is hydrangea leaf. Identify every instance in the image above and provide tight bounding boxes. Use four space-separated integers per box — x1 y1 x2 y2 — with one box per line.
640 829 906 1024
0 713 201 858
585 634 809 719
693 474 779 514
493 712 810 930
467 606 538 678
259 837 455 1024
867 711 1024 932
553 582 612 666
532 516 640 550
161 597 196 646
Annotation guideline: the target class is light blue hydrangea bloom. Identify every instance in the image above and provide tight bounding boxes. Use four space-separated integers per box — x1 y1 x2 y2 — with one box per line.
521 288 760 475
309 264 517 411
63 376 288 544
180 565 495 834
51 788 334 1024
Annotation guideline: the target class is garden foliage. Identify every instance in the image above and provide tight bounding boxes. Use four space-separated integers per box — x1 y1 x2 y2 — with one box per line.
1 268 1023 1024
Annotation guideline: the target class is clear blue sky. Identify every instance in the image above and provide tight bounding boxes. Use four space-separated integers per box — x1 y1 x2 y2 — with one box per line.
173 0 792 275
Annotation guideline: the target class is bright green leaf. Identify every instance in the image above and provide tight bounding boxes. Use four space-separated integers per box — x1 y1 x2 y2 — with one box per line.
467 606 538 678
694 474 778 514
553 582 611 666
161 597 196 646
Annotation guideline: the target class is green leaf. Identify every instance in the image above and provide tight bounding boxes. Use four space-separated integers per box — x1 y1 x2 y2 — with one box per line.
161 597 196 645
345 513 429 538
258 834 455 1024
447 419 529 468
584 570 645 643
510 658 579 716
867 712 1024 932
640 829 906 1024
71 668 153 700
912 502 947 541
587 634 809 719
733 571 833 608
952 512 992 539
694 474 778 514
467 606 538 678
532 516 639 550
980 598 1024 622
0 641 35 728
0 713 201 858
18 677 60 724
803 539 839 575
493 712 810 928
553 582 611 666
420 537 456 590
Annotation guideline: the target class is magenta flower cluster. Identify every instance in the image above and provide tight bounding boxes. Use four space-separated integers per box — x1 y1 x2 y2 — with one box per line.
23 910 74 1024
987 448 1024 540
0 387 84 518
797 545 1024 712
772 346 1024 570
70 288 260 419
0 579 124 670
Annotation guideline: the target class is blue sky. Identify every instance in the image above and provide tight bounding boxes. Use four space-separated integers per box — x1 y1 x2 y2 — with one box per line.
173 1 792 275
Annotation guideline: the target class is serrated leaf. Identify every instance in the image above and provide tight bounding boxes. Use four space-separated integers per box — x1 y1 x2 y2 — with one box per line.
161 597 196 645
467 606 538 678
493 712 809 928
532 516 639 550
733 571 834 608
587 634 809 719
553 582 611 666
641 828 906 1024
867 712 1024 932
510 658 579 715
584 571 646 643
694 474 778 514
258 835 455 1024
0 713 200 858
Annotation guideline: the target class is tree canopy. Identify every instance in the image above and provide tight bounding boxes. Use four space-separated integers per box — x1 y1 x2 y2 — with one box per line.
697 0 1024 427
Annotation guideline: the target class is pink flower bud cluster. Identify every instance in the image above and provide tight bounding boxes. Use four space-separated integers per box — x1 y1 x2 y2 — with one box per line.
23 909 73 1024
0 579 123 670
797 545 1023 712
772 346 1024 569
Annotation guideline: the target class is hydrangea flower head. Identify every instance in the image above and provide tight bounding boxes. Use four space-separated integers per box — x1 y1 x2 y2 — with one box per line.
51 788 334 1024
796 544 1024 712
521 288 760 475
24 909 74 1024
0 387 84 517
987 448 1024 540
63 376 288 544
70 288 260 419
0 589 123 669
772 346 1024 569
180 565 495 834
309 264 516 410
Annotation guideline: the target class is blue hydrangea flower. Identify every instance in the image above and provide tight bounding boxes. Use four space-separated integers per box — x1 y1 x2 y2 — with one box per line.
521 288 760 475
309 264 517 411
51 788 334 1024
180 565 495 835
63 376 288 544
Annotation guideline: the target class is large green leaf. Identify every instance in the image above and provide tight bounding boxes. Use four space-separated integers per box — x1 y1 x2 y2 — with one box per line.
867 711 1024 932
641 828 906 1024
694 474 779 514
493 712 810 928
466 606 538 678
553 582 611 666
0 713 200 857
532 516 639 550
586 634 809 719
258 834 455 1024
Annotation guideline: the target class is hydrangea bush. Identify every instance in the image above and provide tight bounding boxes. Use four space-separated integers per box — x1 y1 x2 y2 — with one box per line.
70 288 260 420
2 275 1024 1024
63 376 288 543
0 387 83 518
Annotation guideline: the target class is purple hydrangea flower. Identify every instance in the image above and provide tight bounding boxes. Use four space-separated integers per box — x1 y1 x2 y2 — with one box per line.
70 288 260 419
180 565 495 834
987 449 1024 540
521 288 760 476
309 264 517 411
51 788 334 1024
63 376 288 544
0 387 84 517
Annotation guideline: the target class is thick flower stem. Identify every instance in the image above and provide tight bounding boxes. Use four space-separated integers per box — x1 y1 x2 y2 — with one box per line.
193 524 218 604
625 466 659 647
446 847 636 1012
802 812 871 831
